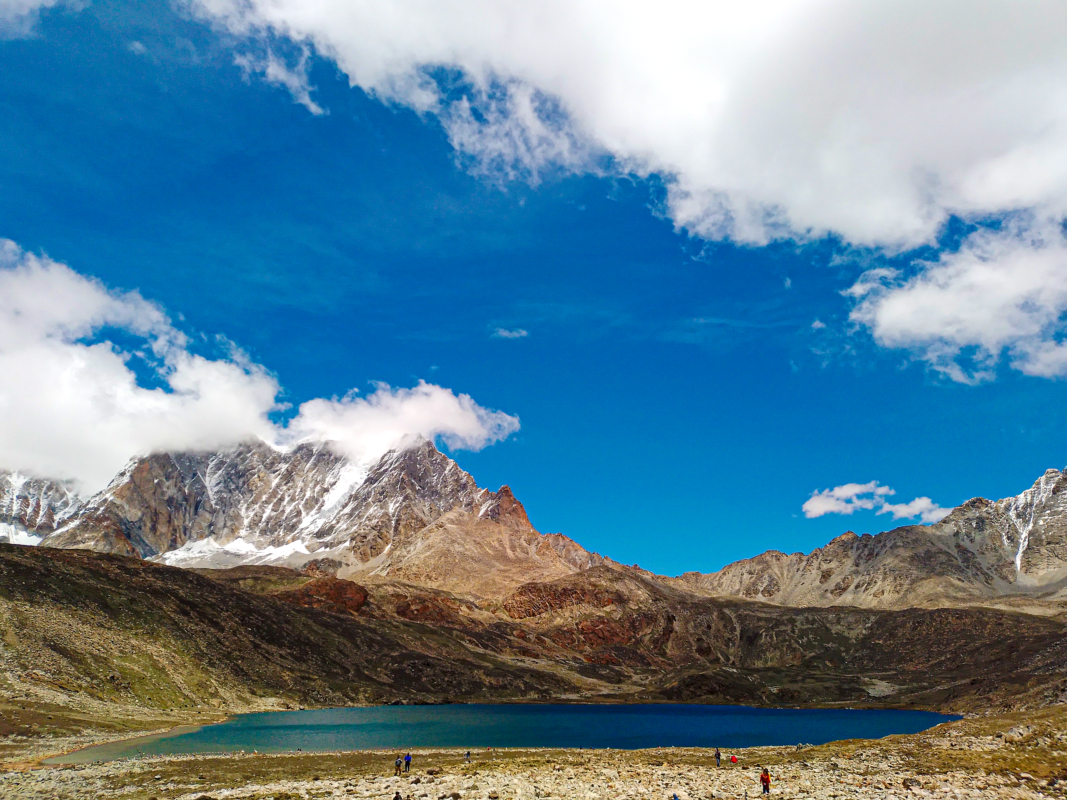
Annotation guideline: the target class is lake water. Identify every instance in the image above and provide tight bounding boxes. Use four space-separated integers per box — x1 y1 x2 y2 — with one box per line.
47 704 957 764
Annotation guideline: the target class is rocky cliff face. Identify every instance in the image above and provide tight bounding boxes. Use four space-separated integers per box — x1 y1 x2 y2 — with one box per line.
0 472 81 546
680 467 1067 608
33 437 597 597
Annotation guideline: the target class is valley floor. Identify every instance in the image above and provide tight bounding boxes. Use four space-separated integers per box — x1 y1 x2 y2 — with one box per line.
1 706 1066 799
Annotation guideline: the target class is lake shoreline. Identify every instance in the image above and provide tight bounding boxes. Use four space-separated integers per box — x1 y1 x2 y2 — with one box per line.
37 703 959 765
1 706 1063 800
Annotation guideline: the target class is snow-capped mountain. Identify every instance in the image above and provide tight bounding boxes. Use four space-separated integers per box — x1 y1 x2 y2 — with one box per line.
680 467 1067 607
0 471 81 546
23 437 601 597
6 437 1067 608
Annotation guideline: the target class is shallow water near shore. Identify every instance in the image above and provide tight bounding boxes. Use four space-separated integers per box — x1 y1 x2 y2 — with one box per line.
46 703 957 764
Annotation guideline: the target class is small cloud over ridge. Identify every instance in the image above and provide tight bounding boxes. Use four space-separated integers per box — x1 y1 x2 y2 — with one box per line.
803 480 949 524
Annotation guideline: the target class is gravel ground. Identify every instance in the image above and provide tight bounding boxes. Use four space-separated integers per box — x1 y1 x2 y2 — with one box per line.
1 707 1065 799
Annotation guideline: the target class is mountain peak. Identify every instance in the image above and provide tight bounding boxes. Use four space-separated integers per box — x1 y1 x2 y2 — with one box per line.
23 438 561 594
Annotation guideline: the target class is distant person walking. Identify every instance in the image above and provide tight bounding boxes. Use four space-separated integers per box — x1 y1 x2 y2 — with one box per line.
404 753 411 772
715 747 721 767
394 755 402 776
731 754 738 764
760 767 771 794
465 750 471 762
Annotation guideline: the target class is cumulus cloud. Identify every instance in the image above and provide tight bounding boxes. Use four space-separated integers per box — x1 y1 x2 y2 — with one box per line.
180 1 1067 382
491 327 529 339
188 0 1067 250
848 219 1067 382
0 242 518 494
287 381 519 464
803 480 949 524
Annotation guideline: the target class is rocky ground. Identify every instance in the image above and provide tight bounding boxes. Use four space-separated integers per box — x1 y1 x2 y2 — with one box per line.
1 706 1065 799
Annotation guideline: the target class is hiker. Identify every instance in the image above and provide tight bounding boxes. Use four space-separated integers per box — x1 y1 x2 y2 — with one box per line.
715 747 721 767
394 755 402 776
731 754 738 764
760 767 771 795
393 793 402 800
404 752 412 773
465 750 471 762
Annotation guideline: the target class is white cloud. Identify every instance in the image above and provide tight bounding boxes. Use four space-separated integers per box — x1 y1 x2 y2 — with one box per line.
803 479 949 524
848 219 1067 382
802 481 894 518
878 496 950 524
288 381 519 463
0 242 518 494
0 0 58 34
491 327 529 339
235 48 325 115
188 0 1067 250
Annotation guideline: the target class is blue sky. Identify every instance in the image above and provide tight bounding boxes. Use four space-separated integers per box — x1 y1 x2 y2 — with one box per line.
3 0 1067 574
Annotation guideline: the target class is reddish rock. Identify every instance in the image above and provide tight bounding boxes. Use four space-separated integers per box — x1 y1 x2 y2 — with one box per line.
394 595 463 623
273 577 368 616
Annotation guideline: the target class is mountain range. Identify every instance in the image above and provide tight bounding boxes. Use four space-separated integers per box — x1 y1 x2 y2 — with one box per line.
4 437 1067 608
2 438 1067 717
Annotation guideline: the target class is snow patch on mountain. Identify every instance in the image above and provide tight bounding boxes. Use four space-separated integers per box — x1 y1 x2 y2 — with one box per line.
0 470 82 544
0 522 42 546
1000 468 1062 573
156 536 349 569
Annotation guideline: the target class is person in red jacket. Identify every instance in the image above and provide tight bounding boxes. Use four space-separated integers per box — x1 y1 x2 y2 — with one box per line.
760 767 771 794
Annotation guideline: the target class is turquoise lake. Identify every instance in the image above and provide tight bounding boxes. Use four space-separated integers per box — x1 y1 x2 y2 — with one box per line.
48 704 957 763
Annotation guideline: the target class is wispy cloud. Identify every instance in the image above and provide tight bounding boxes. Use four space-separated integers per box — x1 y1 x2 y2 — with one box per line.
491 327 529 339
235 48 325 116
803 480 949 524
